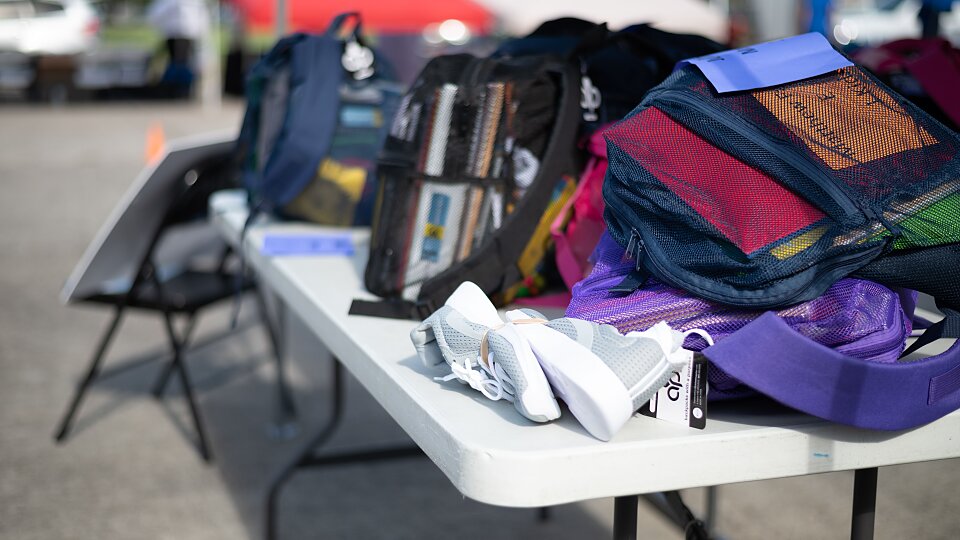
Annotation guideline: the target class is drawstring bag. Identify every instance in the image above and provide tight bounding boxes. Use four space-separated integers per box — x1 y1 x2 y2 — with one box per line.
566 232 918 405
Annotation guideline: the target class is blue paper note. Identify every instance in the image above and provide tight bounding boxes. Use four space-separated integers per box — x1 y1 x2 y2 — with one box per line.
675 32 853 93
261 233 355 256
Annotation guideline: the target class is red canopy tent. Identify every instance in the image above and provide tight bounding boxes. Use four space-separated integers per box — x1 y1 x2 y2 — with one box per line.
227 0 496 35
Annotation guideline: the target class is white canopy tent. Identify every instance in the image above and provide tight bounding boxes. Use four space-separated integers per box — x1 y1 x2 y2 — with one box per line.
473 0 730 42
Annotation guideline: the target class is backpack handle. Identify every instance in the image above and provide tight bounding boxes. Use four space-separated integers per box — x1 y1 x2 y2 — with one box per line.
326 12 366 45
609 27 691 74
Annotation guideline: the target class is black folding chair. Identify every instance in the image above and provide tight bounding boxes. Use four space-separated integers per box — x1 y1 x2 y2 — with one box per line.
53 149 296 462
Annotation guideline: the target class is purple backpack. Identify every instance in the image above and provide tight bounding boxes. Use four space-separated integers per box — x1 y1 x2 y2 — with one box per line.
566 233 960 429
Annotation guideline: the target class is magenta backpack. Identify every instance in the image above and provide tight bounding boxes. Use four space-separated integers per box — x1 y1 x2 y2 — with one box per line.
853 37 960 131
551 128 609 289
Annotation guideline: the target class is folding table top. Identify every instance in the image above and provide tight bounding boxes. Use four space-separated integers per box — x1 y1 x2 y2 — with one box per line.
209 189 960 509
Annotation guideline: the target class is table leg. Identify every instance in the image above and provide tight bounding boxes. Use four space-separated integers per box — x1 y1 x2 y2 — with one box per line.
613 495 639 540
254 286 298 432
537 506 551 522
851 467 878 540
264 359 425 540
704 485 717 535
266 359 345 540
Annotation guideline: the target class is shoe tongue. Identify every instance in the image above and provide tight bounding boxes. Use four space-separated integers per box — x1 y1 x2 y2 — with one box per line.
445 281 503 328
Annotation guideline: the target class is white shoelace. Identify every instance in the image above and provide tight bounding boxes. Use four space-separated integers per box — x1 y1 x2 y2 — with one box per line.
434 317 548 402
629 321 715 358
435 352 515 402
681 328 715 348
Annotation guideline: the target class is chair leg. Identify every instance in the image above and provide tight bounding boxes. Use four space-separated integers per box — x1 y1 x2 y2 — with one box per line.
160 310 213 462
54 306 125 442
253 285 298 425
151 313 198 398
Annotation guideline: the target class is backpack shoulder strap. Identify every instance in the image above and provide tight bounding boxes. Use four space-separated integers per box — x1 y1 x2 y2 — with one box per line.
901 307 960 357
853 243 960 320
236 33 307 194
704 310 960 430
258 33 345 207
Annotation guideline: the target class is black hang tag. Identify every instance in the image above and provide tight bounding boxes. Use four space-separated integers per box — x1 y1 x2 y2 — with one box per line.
639 351 709 430
689 352 708 429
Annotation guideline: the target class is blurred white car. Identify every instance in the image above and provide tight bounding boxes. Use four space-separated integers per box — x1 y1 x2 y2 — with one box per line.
0 0 99 56
830 0 960 46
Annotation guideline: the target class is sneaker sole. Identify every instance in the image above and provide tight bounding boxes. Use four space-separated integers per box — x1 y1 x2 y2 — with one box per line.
446 282 561 423
493 324 562 422
509 320 634 441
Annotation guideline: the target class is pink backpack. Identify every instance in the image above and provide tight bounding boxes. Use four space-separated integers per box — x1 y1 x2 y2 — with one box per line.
853 38 960 130
551 127 610 289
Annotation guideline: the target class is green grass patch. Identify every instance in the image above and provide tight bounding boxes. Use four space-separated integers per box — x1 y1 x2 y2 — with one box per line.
99 23 244 55
99 24 162 52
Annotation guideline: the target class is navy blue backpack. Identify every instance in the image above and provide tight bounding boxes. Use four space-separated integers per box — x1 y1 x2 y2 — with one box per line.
237 13 402 226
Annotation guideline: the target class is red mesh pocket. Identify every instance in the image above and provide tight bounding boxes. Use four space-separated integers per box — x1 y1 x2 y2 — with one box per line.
606 107 825 255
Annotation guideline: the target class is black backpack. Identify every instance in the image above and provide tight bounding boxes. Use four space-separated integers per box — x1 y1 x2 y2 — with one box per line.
493 18 725 135
349 53 582 319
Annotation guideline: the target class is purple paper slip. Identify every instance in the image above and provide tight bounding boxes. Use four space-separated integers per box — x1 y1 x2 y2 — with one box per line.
261 233 355 256
675 32 853 93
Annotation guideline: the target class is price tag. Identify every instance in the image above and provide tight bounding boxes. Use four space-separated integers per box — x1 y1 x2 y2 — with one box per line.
676 32 853 93
639 351 709 429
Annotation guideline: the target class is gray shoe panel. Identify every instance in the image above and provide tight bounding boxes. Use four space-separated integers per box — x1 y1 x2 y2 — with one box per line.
548 318 672 410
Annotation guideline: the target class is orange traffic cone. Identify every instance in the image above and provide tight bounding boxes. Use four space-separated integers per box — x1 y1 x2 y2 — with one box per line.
145 122 166 165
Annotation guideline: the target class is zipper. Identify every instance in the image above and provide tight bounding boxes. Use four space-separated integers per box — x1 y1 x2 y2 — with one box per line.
625 229 638 260
649 87 863 220
609 194 883 308
603 84 896 307
839 321 909 360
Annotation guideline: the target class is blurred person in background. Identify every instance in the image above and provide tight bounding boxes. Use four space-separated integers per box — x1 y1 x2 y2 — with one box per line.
805 0 833 36
147 0 209 98
920 0 956 36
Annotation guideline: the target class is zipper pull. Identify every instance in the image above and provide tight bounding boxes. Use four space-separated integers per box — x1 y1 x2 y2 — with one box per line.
611 229 649 296
627 228 647 267
625 228 638 260
632 234 649 280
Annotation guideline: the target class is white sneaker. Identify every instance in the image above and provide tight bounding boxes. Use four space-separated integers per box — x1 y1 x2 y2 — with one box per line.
410 283 561 423
507 311 711 441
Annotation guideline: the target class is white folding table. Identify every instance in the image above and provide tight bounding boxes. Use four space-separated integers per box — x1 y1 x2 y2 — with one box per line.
209 190 960 540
